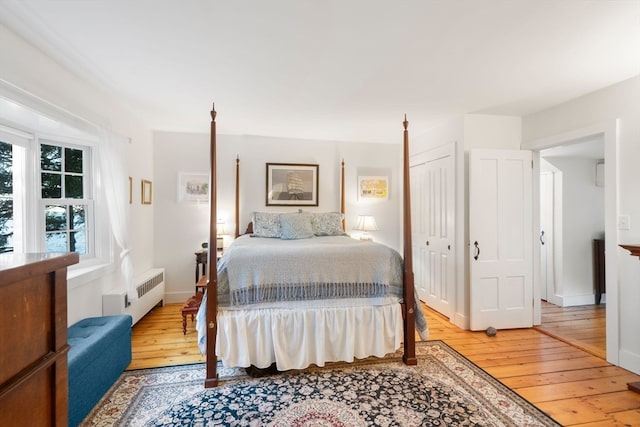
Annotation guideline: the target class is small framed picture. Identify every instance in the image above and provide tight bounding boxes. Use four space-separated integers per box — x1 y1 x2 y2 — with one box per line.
141 179 153 205
358 176 389 200
177 172 209 203
266 163 319 206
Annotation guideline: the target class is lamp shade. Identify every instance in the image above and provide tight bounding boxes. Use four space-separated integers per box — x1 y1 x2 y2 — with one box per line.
353 215 378 232
216 220 226 236
216 220 226 251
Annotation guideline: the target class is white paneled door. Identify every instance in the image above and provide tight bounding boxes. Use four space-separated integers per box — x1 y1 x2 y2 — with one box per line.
469 149 533 331
410 143 455 319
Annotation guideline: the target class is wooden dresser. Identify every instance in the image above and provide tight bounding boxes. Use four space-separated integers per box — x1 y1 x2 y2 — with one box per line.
0 252 79 426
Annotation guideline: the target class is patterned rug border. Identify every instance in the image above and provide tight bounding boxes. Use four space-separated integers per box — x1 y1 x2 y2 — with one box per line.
429 340 561 425
82 340 561 426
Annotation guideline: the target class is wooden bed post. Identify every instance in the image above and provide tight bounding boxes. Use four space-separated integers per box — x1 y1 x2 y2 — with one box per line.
205 103 219 387
235 155 240 238
341 159 346 231
402 114 417 366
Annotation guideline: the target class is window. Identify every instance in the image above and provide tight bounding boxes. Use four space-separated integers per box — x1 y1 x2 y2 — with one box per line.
0 91 116 279
0 128 99 262
40 142 93 255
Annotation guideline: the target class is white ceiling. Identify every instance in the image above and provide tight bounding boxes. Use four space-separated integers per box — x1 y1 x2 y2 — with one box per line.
1 0 639 143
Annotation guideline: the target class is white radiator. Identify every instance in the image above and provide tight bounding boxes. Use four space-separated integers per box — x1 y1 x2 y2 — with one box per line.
102 268 165 325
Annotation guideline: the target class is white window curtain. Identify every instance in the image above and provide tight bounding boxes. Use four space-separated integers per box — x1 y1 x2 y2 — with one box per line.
97 129 135 301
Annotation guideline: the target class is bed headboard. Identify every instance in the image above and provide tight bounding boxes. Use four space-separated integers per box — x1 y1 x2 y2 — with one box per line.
244 222 253 235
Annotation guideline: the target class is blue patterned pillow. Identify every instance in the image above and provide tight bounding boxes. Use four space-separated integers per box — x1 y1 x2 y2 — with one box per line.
311 212 345 236
252 212 281 238
279 213 314 240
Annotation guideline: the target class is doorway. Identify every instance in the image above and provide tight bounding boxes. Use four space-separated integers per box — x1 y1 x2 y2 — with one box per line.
535 135 607 358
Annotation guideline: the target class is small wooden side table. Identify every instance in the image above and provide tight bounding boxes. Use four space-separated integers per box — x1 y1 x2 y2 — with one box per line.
194 249 223 293
195 250 208 283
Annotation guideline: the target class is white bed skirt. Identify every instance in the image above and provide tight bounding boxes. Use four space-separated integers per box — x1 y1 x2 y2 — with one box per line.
197 300 404 371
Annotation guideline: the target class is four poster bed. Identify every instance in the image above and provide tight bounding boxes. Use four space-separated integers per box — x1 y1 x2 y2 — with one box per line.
198 104 426 387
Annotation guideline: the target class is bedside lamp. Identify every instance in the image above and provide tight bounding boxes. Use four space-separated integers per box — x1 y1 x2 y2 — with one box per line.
216 220 226 251
354 215 378 241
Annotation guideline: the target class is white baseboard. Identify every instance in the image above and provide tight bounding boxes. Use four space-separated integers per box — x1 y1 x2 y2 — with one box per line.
165 291 197 304
545 294 563 306
453 312 469 330
620 348 640 376
560 293 598 307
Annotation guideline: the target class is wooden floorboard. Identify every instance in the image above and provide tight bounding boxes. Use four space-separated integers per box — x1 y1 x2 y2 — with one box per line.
128 302 205 370
129 301 640 426
535 301 607 360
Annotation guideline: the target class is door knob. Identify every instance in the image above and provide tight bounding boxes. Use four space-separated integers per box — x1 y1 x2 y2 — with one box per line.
473 241 480 260
540 230 545 245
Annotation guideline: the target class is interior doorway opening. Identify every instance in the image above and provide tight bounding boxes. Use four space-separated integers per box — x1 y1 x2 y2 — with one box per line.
535 135 606 358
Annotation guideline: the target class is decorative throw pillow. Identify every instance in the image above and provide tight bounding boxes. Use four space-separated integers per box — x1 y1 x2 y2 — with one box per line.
252 212 281 238
279 212 314 240
311 212 345 236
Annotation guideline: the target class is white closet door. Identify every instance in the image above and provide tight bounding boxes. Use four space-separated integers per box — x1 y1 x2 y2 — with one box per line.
410 143 454 319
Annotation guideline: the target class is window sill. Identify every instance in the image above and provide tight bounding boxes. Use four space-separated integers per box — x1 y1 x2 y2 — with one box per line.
68 261 113 290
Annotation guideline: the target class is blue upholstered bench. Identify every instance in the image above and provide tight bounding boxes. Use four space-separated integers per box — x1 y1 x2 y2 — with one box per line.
67 315 132 427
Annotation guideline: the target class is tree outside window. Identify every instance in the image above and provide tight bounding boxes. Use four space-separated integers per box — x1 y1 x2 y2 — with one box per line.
0 141 13 253
41 143 89 254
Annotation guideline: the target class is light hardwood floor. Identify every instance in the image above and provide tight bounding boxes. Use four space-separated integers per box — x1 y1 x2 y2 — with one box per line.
129 302 640 426
535 301 606 360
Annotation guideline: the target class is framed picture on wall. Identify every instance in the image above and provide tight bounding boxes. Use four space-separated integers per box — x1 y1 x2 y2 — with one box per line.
358 175 389 200
266 163 319 206
177 172 209 203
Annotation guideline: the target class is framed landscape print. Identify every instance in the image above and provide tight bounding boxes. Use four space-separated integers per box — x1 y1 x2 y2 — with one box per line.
266 163 319 206
358 175 389 200
177 172 209 203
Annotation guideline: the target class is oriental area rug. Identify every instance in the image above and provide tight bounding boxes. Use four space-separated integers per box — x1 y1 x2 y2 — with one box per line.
81 340 560 427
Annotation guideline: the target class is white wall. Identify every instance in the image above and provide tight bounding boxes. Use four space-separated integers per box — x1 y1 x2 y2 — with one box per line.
153 131 403 303
0 23 156 325
523 75 640 375
463 114 522 150
543 157 605 303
